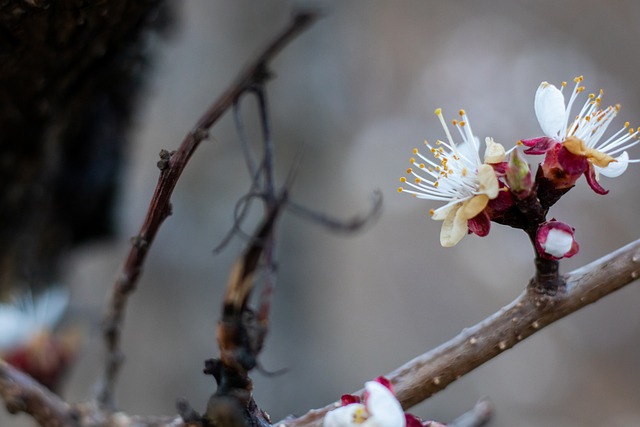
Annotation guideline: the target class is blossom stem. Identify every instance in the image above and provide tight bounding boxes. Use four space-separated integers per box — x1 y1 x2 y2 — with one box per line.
529 256 564 295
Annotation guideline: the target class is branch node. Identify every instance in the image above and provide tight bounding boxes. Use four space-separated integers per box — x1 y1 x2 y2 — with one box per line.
130 234 149 250
157 149 176 171
190 127 210 142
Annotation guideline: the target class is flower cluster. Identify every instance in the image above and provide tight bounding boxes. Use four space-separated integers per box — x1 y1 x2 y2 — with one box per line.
323 377 440 427
398 76 639 262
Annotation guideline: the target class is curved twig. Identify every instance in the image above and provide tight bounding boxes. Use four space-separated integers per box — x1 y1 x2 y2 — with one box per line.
97 9 320 409
286 190 383 234
279 237 640 427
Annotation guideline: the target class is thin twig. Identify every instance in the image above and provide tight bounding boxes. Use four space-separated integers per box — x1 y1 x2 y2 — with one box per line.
279 237 640 427
286 189 383 233
254 86 276 202
233 99 259 180
214 85 277 253
448 398 493 427
96 9 320 409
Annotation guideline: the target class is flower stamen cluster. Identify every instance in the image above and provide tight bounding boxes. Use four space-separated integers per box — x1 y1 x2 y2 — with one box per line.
523 75 640 193
398 108 504 247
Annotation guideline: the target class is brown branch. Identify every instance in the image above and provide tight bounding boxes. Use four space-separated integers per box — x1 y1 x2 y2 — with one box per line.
97 9 320 409
280 237 640 427
0 360 78 427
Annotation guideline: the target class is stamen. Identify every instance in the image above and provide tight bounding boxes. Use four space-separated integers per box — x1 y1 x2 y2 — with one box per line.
435 108 459 156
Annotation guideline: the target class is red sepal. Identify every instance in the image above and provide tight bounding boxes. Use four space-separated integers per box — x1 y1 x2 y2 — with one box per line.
521 137 557 155
340 394 361 406
468 211 491 237
584 163 609 195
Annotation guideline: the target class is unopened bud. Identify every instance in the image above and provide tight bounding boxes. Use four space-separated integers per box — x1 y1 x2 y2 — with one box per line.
535 220 579 260
506 149 532 196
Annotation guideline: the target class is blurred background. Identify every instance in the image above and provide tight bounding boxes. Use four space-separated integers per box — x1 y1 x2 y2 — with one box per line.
5 1 640 426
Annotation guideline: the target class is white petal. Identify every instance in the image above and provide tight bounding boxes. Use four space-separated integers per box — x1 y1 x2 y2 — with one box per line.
476 164 499 199
363 382 405 427
483 137 505 164
595 151 629 178
431 202 457 220
543 229 574 258
535 82 566 138
0 305 33 350
33 287 69 329
439 205 467 247
323 404 366 427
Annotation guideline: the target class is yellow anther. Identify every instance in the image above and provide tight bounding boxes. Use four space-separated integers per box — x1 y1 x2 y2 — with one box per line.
577 86 585 93
585 116 591 122
452 119 458 126
459 121 466 127
434 181 439 188
615 104 621 111
419 163 425 169
516 140 523 145
461 167 468 177
406 168 413 174
429 209 435 216
574 75 584 83
561 81 567 87
413 148 419 154
434 107 442 116
400 177 407 183
625 121 630 128
588 93 595 99
409 157 415 163
459 109 466 116
415 178 421 183
397 187 403 193
599 89 604 95
630 128 636 135
430 147 437 154
352 407 367 424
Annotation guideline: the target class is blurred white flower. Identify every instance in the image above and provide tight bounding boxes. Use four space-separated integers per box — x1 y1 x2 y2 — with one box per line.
323 378 406 427
0 287 69 351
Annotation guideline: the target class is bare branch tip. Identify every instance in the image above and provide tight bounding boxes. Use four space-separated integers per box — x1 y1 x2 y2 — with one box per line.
449 397 494 427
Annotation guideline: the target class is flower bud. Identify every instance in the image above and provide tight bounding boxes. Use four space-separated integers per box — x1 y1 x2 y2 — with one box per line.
535 220 579 260
505 149 532 197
